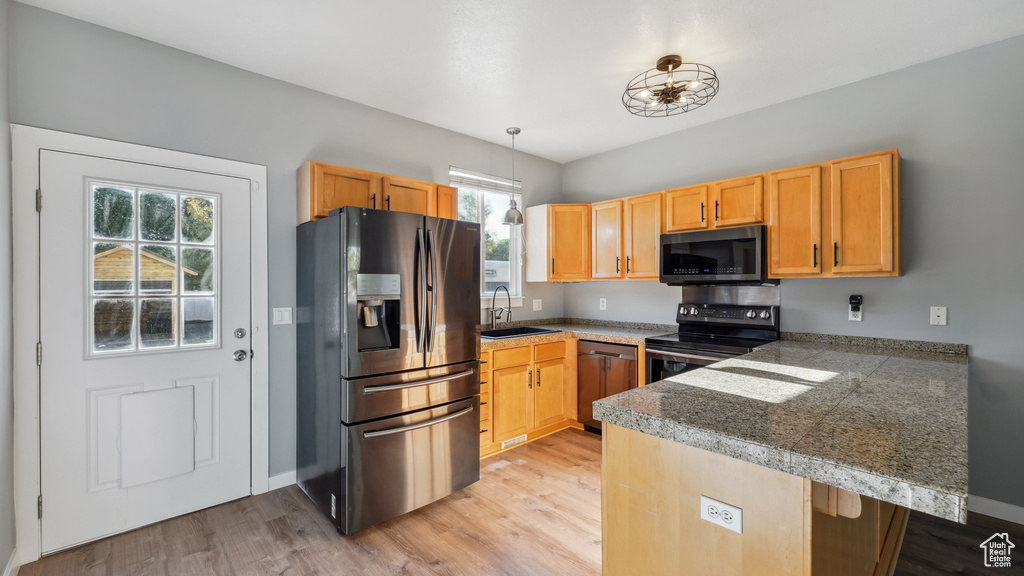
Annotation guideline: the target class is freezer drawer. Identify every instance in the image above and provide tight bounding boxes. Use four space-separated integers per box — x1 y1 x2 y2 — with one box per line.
341 360 479 423
339 397 480 534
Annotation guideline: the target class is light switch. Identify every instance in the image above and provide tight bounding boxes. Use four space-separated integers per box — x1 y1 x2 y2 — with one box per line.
273 307 293 325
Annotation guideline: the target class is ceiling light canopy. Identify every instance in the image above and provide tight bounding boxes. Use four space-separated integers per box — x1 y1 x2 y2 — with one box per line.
623 55 719 117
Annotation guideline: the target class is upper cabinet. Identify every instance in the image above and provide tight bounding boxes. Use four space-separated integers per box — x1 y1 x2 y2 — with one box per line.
664 185 708 232
592 200 624 279
297 161 454 224
830 154 896 274
768 150 900 278
297 162 379 223
712 175 764 227
435 184 458 220
769 166 822 277
525 204 591 282
624 192 662 279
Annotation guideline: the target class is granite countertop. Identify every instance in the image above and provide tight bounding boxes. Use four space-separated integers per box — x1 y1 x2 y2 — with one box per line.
479 318 674 351
593 339 969 523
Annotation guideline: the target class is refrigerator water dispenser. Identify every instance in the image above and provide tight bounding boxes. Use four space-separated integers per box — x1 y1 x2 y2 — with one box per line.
356 273 401 350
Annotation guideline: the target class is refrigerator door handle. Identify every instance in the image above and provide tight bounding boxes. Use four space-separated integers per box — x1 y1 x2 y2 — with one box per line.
426 229 438 353
362 405 475 439
362 368 475 394
416 227 427 354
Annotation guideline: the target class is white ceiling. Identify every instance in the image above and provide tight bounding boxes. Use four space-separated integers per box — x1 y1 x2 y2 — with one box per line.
20 0 1024 163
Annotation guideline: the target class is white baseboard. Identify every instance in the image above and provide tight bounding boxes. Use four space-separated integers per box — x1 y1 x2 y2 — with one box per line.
4 547 18 576
268 470 296 491
969 494 1024 525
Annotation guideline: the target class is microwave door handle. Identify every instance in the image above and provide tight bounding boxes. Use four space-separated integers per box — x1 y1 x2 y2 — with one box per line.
362 405 475 439
426 228 437 354
416 228 426 354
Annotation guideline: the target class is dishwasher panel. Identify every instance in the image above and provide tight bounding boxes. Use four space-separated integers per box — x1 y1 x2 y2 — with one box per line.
577 340 637 431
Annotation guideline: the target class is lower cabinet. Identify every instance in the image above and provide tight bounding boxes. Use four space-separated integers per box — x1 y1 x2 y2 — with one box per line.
480 339 575 456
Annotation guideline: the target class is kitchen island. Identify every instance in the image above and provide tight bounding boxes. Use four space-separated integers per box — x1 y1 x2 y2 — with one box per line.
594 338 968 576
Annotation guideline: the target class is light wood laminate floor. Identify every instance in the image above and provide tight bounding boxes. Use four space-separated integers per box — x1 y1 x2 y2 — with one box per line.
20 427 1023 575
21 428 603 576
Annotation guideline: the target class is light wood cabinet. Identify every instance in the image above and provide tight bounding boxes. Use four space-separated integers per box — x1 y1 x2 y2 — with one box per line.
492 363 531 444
664 185 709 232
767 150 900 279
624 192 662 279
769 166 822 276
534 358 566 429
831 153 895 274
591 200 624 279
435 184 458 220
525 204 591 282
382 176 436 216
297 162 379 224
712 175 764 227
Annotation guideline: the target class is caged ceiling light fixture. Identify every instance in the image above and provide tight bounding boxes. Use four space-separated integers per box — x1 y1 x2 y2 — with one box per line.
622 54 719 117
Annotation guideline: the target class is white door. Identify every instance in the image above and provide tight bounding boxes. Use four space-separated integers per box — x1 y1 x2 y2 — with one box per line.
38 150 253 553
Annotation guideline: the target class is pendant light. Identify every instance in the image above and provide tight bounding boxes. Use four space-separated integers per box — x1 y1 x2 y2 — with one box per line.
502 127 524 226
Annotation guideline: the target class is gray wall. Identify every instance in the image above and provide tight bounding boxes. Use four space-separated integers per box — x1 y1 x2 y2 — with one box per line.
8 2 564 476
0 0 17 566
562 35 1024 507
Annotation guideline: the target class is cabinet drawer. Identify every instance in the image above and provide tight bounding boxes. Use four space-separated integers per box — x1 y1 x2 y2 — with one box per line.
534 340 566 362
492 346 531 369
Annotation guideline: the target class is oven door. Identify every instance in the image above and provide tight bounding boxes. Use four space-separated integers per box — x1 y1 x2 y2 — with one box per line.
645 347 734 384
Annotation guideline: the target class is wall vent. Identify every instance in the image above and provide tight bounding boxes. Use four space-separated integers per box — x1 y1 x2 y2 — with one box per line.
501 434 528 450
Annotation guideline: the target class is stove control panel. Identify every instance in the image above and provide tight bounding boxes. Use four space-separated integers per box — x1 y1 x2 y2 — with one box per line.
677 304 777 327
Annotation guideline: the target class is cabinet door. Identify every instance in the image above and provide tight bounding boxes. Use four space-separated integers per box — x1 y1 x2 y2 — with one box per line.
712 176 764 227
625 193 662 279
492 364 530 443
830 154 894 273
769 167 822 277
312 163 380 219
382 176 436 216
533 358 566 430
591 200 624 279
664 185 708 232
550 204 591 281
435 184 458 220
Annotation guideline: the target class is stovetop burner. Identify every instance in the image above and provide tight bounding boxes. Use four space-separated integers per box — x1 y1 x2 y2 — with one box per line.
646 302 780 356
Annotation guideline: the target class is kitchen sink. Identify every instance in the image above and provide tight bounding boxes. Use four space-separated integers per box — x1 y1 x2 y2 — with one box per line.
480 326 562 340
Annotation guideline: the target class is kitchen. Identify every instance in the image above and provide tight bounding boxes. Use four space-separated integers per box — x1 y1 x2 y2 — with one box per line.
1 1 1024 574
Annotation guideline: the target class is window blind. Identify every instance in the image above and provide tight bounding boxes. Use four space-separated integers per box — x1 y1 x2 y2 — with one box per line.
449 166 521 195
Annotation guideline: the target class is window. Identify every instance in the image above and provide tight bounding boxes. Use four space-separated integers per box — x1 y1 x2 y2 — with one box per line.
450 167 522 297
89 182 218 355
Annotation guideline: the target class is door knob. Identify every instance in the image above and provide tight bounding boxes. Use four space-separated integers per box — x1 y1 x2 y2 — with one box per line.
233 349 248 362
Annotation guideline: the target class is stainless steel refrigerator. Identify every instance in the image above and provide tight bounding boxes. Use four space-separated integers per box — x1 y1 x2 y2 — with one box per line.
296 207 481 534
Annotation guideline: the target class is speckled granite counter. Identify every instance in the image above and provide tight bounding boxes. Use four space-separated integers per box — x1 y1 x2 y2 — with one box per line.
593 339 969 523
479 320 673 351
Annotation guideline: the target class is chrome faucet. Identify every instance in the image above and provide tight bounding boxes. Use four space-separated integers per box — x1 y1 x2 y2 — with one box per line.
489 286 513 330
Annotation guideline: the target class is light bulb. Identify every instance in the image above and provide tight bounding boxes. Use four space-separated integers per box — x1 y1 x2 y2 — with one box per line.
688 80 703 90
639 89 652 100
647 99 659 107
665 73 674 87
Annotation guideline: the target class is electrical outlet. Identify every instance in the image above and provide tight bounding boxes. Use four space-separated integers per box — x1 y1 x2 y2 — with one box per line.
930 306 947 326
848 306 862 322
533 299 542 311
599 298 607 311
700 495 742 534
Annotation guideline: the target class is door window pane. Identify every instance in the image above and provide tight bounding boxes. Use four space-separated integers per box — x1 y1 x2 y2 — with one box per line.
139 299 176 349
181 196 215 244
93 243 135 295
93 299 135 352
182 298 215 346
139 245 176 295
93 186 135 240
181 247 214 294
140 191 177 242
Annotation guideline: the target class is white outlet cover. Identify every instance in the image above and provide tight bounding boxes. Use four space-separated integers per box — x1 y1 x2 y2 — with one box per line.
533 299 542 311
848 306 862 322
700 495 743 535
930 306 948 326
599 298 607 311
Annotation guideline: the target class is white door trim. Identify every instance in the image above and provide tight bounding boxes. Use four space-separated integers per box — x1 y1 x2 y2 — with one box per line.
11 125 270 564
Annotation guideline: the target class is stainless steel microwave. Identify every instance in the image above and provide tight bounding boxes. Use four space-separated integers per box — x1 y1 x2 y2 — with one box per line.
659 225 767 285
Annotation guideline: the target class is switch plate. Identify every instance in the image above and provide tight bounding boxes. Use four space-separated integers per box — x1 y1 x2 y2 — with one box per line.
930 306 947 326
599 298 607 311
700 495 743 535
273 307 293 325
848 306 862 322
533 299 542 311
